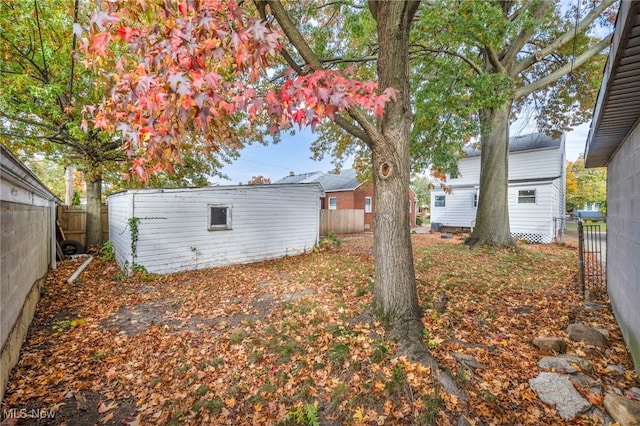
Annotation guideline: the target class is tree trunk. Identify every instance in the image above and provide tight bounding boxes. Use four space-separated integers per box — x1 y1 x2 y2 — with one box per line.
466 102 515 249
85 175 103 248
369 0 421 328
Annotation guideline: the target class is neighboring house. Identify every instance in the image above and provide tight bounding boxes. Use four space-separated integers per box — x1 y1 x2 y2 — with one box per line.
430 133 566 243
1 144 59 403
584 0 640 376
275 169 417 230
107 183 324 274
573 202 605 221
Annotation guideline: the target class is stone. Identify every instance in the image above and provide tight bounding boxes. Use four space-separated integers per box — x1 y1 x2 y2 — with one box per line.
559 354 593 372
567 323 607 347
607 365 626 375
538 356 578 374
529 372 591 420
631 388 640 399
533 337 567 353
604 393 640 425
570 373 602 395
452 352 486 370
441 233 453 239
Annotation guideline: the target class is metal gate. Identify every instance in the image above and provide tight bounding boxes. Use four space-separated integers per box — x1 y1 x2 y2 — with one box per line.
578 220 606 294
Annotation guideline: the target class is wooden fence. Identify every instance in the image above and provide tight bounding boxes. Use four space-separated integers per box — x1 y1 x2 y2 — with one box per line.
56 205 109 246
320 209 364 236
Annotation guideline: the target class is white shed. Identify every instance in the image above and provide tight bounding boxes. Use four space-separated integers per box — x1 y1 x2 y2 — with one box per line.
431 133 566 243
107 183 324 274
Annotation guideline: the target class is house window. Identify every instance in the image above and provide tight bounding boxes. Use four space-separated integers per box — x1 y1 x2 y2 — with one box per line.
364 197 372 213
328 197 337 210
409 200 412 213
518 189 536 204
434 195 445 207
473 194 478 208
208 205 232 230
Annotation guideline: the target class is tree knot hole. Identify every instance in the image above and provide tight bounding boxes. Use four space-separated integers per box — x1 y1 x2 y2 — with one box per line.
379 162 392 178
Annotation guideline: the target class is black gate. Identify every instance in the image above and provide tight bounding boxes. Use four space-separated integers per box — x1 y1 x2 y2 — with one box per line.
578 220 606 294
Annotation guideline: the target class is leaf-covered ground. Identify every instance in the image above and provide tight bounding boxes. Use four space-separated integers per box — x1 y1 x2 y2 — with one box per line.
2 233 637 425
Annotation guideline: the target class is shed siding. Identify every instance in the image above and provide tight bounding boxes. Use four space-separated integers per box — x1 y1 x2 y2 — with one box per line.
108 185 322 274
606 124 640 374
107 192 133 268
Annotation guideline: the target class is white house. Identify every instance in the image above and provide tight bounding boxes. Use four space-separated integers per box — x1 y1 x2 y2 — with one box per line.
430 133 566 243
584 0 640 376
107 183 324 274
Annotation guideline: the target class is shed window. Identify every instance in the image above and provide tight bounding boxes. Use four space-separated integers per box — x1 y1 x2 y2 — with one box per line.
434 196 445 207
328 197 337 210
518 190 536 204
473 194 478 208
208 205 232 230
364 197 372 213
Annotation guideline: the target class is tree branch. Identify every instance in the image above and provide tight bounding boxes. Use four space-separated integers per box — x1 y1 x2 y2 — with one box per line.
334 113 369 142
412 44 483 74
257 0 378 144
501 1 553 69
512 0 617 76
514 33 612 99
484 45 506 74
320 55 378 66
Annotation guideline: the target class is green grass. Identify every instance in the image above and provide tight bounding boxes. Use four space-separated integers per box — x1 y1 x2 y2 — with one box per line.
565 220 606 232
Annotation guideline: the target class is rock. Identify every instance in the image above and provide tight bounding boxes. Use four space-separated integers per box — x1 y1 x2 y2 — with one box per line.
559 354 593 372
514 305 533 315
586 407 616 425
533 337 567 353
631 388 640 399
596 328 610 338
570 373 602 394
452 352 486 370
530 372 591 420
607 365 626 375
584 301 605 311
604 393 640 425
434 293 449 313
441 233 453 239
567 323 607 347
457 415 472 426
538 356 577 374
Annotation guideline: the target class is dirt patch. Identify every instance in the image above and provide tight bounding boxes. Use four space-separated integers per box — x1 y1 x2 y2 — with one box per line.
5 391 135 426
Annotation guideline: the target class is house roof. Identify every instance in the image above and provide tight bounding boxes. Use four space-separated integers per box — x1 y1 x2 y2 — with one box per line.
274 169 362 192
464 133 564 157
585 1 640 168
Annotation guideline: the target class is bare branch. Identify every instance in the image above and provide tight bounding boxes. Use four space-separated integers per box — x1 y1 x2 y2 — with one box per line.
501 1 553 68
334 113 369 142
320 55 377 66
513 0 617 76
412 44 483 74
514 33 612 99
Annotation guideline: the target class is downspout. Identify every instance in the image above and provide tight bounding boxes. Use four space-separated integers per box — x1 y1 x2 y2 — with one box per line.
50 199 57 270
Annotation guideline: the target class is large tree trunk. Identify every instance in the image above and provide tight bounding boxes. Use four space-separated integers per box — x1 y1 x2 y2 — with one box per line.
369 0 421 328
465 102 515 249
85 176 103 248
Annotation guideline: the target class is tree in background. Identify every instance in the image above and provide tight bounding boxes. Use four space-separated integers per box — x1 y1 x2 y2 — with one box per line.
566 155 606 215
411 175 431 224
423 0 617 248
247 175 272 185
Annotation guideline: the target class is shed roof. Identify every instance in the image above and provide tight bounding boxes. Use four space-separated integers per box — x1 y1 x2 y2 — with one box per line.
585 1 640 168
1 143 60 203
274 169 362 192
464 133 564 158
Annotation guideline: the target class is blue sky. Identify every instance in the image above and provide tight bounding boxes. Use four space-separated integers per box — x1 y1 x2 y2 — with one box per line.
218 123 589 185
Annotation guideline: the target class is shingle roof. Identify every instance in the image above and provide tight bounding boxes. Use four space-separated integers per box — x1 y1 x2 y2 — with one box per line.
274 169 362 191
464 133 564 157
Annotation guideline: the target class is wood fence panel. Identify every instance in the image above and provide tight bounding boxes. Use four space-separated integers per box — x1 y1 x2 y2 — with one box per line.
320 209 364 235
57 205 109 246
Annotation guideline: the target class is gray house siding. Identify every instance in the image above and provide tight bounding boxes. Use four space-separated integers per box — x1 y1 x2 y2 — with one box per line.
1 144 57 403
107 184 323 274
584 0 640 376
605 127 640 371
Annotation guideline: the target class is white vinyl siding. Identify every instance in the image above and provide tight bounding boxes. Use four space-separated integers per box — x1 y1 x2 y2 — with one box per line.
509 183 555 242
107 184 323 274
430 188 477 228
